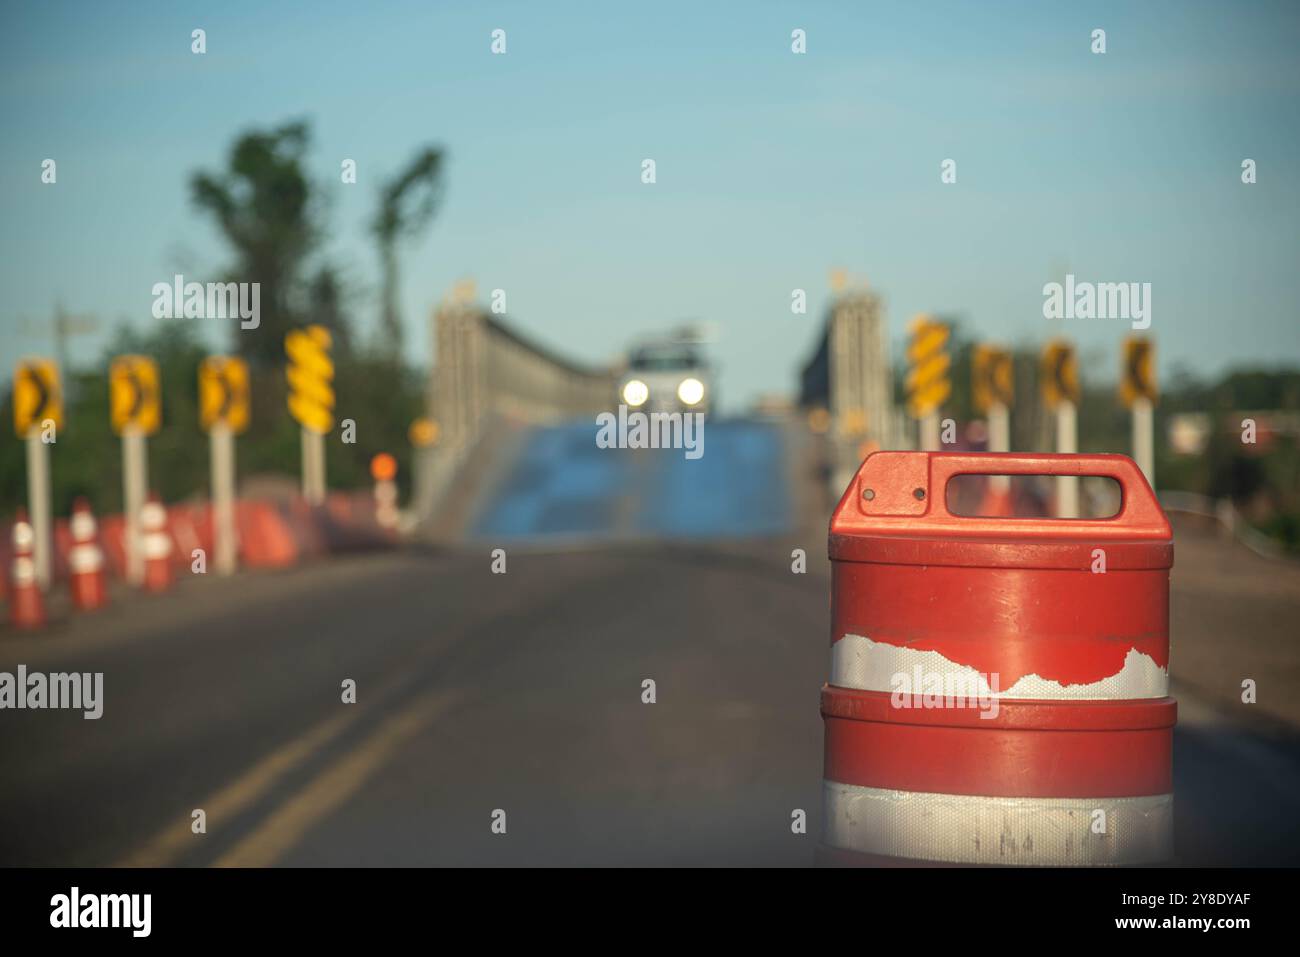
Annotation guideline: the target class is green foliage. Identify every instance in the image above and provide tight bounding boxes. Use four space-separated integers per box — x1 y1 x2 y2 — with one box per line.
1167 367 1300 553
1162 365 1300 414
190 119 322 365
1256 511 1300 554
328 351 425 496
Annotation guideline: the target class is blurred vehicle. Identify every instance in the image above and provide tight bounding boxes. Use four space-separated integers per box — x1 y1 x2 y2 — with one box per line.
618 335 712 413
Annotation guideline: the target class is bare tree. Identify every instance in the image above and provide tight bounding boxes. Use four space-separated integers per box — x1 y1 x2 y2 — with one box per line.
372 147 444 353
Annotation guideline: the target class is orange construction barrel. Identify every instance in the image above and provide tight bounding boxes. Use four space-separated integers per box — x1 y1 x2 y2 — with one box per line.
821 451 1175 866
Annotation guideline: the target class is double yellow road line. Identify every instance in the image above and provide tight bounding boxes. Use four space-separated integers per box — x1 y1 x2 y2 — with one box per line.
118 682 457 868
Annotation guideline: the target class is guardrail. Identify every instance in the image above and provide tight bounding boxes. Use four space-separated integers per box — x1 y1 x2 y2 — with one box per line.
1159 489 1293 561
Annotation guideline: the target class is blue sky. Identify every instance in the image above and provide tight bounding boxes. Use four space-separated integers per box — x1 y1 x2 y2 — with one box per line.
2 0 1298 409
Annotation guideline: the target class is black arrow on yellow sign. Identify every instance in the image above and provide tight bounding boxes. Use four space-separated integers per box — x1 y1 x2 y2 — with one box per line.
12 359 62 438
21 364 50 416
1040 340 1079 408
126 370 145 419
110 355 161 435
199 356 250 434
216 375 234 419
1121 336 1156 407
1053 350 1069 395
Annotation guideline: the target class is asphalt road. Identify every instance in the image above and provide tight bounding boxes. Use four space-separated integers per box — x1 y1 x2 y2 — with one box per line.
1166 519 1300 867
0 540 828 867
1 520 1297 866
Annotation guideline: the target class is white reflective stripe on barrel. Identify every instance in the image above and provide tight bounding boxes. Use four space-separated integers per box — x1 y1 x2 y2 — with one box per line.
143 533 172 560
141 503 167 529
823 779 1173 866
12 556 36 586
70 543 104 574
830 632 1169 700
71 511 97 540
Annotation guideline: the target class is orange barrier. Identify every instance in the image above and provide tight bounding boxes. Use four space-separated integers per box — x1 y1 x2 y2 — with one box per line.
3 491 392 625
165 503 211 572
99 515 129 581
236 501 299 568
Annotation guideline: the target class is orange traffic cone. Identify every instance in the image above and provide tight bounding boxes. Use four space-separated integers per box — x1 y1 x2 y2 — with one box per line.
69 497 109 611
141 493 173 593
371 453 399 531
8 509 46 629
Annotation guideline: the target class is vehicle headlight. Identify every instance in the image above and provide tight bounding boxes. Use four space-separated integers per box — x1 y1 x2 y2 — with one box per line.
622 379 649 407
677 377 705 406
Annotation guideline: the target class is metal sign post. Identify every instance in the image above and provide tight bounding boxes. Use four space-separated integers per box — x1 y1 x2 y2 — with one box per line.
110 355 162 586
987 401 1010 492
1041 341 1080 518
300 428 326 504
1055 399 1079 518
973 344 1014 494
210 424 236 575
1132 396 1154 486
920 413 940 452
199 357 250 575
285 326 335 507
1122 337 1157 489
13 359 63 591
907 316 951 452
25 428 52 589
121 426 148 585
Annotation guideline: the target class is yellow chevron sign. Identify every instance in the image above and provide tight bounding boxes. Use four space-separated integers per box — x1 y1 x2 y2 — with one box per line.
905 315 951 418
972 345 1014 414
110 355 162 435
13 358 62 438
285 326 334 435
1120 336 1156 407
199 356 250 434
1041 340 1079 408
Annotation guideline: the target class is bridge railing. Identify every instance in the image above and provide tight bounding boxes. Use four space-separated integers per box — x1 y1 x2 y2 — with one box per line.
418 298 616 517
800 289 909 491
